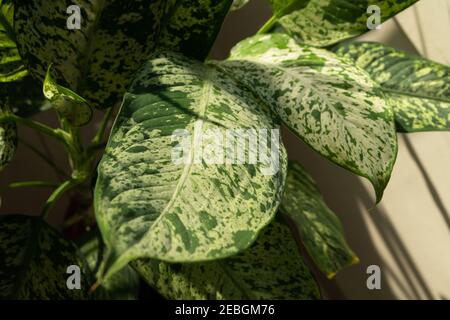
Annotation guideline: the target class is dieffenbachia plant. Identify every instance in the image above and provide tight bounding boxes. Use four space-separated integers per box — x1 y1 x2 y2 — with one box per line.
0 0 447 299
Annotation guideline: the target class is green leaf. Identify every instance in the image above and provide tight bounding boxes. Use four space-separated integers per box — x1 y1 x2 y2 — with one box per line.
231 0 250 11
158 0 232 60
0 0 27 82
0 214 89 299
265 0 418 47
132 220 321 299
78 230 139 300
94 51 287 281
43 66 92 127
281 161 358 278
0 119 16 171
14 0 167 109
333 42 450 133
219 33 397 202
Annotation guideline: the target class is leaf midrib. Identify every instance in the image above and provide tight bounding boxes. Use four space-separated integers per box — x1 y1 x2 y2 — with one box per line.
382 87 450 104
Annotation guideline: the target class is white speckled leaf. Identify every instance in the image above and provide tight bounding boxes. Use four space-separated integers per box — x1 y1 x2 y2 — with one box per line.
0 215 89 299
231 0 250 11
132 220 321 299
334 42 450 133
94 51 287 282
78 230 139 300
0 0 27 82
158 0 232 61
219 33 397 202
265 0 418 47
281 161 358 279
14 0 166 109
43 66 92 127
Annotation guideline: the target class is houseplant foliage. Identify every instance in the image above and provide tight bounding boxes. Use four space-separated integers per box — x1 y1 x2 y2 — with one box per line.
0 0 448 299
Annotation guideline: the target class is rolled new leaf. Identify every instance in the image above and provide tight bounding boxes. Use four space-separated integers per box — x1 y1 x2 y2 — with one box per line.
218 33 397 203
334 41 450 133
0 215 89 299
94 51 287 282
133 220 321 299
264 0 418 47
281 161 358 278
43 66 92 127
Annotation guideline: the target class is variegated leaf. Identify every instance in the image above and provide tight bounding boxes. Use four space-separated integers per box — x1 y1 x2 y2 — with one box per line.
158 0 232 60
132 220 321 299
231 0 250 11
334 42 450 132
78 230 139 300
43 66 92 127
0 0 27 82
218 33 397 202
0 215 89 299
94 51 287 282
14 0 166 109
281 161 358 278
0 119 16 171
264 0 418 47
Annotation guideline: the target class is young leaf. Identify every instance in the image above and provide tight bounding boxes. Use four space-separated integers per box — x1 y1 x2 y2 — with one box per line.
264 0 418 47
94 51 287 282
219 33 397 202
78 230 139 300
43 66 92 127
158 0 233 60
0 0 27 82
281 161 358 279
334 42 450 133
14 0 167 109
132 220 321 299
0 215 89 299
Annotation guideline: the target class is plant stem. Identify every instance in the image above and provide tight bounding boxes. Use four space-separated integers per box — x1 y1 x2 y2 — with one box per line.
40 180 79 220
18 138 68 178
91 107 113 147
257 15 278 34
6 181 60 189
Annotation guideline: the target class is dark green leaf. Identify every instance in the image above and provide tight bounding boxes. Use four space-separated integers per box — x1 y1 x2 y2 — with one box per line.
281 161 358 278
133 220 321 299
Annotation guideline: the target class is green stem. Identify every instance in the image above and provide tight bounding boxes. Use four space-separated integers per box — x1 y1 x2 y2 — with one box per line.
91 107 113 147
40 180 79 220
7 181 60 189
19 138 68 178
257 15 278 34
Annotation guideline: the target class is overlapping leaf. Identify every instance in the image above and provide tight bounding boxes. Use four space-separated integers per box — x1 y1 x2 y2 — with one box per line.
281 161 358 278
15 0 167 109
158 0 232 60
0 0 27 82
0 215 89 299
133 220 321 299
264 0 417 47
94 51 287 281
334 42 450 132
218 33 397 202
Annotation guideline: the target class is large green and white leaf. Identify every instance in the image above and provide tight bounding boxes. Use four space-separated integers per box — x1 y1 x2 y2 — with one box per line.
158 0 232 60
14 0 167 109
78 230 139 300
0 215 89 299
95 51 287 281
0 0 27 82
133 220 321 299
334 41 450 133
281 161 358 278
43 66 92 126
218 33 397 202
263 0 418 47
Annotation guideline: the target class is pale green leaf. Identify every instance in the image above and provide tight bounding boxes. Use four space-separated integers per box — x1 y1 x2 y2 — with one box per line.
219 33 397 202
43 66 92 127
334 42 450 133
264 0 418 47
0 0 27 82
0 215 89 299
78 230 139 300
15 0 167 109
132 220 321 299
281 161 358 278
158 0 232 60
94 51 287 282
231 0 250 11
